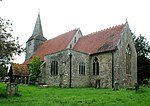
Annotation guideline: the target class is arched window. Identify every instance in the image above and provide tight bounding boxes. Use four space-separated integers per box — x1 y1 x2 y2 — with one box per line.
79 62 85 75
93 57 99 75
74 37 76 43
126 45 131 74
51 61 58 76
70 44 72 48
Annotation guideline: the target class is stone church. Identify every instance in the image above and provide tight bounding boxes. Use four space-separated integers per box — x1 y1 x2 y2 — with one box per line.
24 13 137 88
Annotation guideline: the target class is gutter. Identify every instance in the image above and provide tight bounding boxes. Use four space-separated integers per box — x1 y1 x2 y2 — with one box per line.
111 52 114 88
89 49 117 56
69 53 72 88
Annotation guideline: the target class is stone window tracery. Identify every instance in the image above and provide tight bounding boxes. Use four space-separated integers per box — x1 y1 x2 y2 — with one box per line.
70 44 72 48
126 45 131 74
51 61 58 76
74 37 76 43
93 57 99 75
79 62 85 75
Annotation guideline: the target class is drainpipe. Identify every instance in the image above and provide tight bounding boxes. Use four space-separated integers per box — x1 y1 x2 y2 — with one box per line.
112 52 114 88
69 53 72 88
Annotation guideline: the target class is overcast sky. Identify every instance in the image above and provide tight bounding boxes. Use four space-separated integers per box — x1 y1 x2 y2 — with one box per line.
0 0 150 63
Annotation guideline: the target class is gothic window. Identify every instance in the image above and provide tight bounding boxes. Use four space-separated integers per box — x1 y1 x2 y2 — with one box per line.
79 62 85 75
93 57 99 75
70 44 72 48
126 45 131 74
74 37 76 43
51 61 58 76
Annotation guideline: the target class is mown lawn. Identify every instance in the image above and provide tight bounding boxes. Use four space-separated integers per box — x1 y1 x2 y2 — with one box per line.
0 83 150 106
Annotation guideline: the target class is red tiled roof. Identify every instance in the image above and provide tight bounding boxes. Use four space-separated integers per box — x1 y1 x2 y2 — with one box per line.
23 24 125 65
31 28 78 61
74 24 125 54
12 63 28 77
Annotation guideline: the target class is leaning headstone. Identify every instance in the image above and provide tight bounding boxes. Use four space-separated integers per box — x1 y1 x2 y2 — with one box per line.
134 83 139 92
7 64 18 96
7 83 18 96
148 80 150 87
113 81 119 90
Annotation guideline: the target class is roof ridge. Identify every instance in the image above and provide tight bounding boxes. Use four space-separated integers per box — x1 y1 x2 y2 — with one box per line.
47 28 79 41
84 23 125 37
59 28 78 36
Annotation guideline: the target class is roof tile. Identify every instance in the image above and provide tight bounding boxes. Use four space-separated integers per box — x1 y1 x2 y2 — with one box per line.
31 28 78 61
12 63 28 76
73 24 125 54
24 24 125 64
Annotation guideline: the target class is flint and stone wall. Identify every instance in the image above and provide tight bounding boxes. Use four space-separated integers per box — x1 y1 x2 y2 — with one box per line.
40 49 90 87
113 24 137 87
26 39 46 59
40 50 114 88
90 53 112 88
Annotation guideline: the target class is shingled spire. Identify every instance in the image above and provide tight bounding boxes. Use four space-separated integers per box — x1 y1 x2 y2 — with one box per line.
32 13 43 35
27 13 46 42
25 13 47 59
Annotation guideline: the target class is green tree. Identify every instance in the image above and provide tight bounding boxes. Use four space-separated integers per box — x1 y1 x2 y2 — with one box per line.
28 56 42 83
134 35 150 57
0 17 24 64
133 34 150 83
0 64 7 78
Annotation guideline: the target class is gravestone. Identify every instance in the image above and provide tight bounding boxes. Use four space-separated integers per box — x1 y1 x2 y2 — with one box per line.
148 80 150 87
7 83 18 96
6 64 18 96
113 81 119 90
134 83 139 92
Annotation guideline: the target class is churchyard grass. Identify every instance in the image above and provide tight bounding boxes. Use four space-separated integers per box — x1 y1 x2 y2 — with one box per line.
0 83 150 106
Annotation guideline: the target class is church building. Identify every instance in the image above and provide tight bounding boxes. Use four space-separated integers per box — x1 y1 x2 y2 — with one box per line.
24 13 137 88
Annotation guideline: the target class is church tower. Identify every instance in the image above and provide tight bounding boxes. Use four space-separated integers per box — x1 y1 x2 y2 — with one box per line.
25 13 47 59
